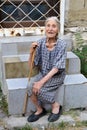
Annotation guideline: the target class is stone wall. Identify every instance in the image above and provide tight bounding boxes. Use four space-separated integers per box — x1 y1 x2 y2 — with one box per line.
65 0 87 27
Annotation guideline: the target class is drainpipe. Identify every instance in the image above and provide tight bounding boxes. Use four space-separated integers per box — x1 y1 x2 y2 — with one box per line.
60 0 65 35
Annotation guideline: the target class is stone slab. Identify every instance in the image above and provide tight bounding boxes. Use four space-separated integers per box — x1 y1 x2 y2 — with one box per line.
64 83 87 110
6 78 28 115
69 0 84 10
64 74 87 85
6 78 64 115
66 52 80 74
1 43 18 56
6 74 87 115
64 74 87 110
2 51 80 80
0 35 73 56
0 36 43 56
3 115 75 129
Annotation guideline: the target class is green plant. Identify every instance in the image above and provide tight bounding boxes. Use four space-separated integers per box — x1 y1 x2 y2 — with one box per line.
73 45 87 77
73 32 87 77
0 95 8 115
14 124 33 130
74 33 83 47
58 121 69 130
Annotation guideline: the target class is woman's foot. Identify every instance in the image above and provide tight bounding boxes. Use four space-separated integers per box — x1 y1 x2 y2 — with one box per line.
48 106 62 122
27 108 47 122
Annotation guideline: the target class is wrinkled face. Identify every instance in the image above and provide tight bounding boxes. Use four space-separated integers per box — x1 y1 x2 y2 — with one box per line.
45 19 59 39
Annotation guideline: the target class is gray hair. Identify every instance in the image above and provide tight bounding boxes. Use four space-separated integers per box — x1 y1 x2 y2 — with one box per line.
45 16 60 30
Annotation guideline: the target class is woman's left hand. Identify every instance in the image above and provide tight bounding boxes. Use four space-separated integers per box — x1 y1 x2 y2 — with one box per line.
32 81 43 95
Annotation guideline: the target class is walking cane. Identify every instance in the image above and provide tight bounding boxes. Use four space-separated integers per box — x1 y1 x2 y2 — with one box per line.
22 47 37 116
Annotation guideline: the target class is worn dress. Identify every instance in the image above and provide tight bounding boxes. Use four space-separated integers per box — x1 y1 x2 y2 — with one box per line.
28 37 67 105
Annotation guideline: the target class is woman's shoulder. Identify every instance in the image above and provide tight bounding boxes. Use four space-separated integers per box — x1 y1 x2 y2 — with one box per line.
57 38 67 48
37 37 46 44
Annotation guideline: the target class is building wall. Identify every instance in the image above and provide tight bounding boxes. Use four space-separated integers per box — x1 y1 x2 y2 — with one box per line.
65 0 87 27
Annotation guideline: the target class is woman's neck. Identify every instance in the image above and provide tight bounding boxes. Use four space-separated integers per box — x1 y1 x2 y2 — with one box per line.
46 38 57 50
47 37 57 44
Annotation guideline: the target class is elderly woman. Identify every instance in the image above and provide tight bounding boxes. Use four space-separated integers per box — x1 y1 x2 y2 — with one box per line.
27 16 67 122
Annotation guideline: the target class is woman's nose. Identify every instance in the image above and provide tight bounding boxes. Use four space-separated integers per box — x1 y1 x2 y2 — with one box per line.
48 26 53 30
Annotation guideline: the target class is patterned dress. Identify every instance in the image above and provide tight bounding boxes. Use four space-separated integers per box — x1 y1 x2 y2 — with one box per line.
28 37 67 105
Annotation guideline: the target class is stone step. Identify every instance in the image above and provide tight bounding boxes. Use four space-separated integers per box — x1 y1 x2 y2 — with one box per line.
0 35 72 56
66 51 80 74
6 74 87 115
64 74 87 111
2 51 81 94
2 51 80 79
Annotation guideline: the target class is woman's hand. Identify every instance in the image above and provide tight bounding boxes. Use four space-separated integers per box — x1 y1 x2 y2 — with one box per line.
32 81 43 95
30 42 38 54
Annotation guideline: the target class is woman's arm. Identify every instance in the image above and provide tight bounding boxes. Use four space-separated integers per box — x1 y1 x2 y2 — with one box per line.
32 68 58 95
40 67 58 84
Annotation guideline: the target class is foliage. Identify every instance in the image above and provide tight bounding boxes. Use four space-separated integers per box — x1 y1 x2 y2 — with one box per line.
73 33 87 77
73 45 87 77
0 94 8 115
14 124 33 130
74 32 84 47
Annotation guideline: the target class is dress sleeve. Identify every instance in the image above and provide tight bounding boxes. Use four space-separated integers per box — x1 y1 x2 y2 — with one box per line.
53 40 67 69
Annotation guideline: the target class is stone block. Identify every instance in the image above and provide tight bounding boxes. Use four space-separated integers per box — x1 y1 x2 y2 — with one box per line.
59 33 73 51
6 74 87 115
3 51 80 79
69 0 84 10
6 78 64 115
0 36 43 56
66 52 80 74
1 35 73 56
1 43 17 56
6 78 28 115
64 74 87 110
1 51 81 94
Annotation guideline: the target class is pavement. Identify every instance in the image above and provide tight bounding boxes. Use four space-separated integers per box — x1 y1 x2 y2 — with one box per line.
1 108 87 130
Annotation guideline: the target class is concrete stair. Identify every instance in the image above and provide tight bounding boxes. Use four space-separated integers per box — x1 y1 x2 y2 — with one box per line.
3 52 87 115
6 74 87 115
2 51 80 95
0 36 87 115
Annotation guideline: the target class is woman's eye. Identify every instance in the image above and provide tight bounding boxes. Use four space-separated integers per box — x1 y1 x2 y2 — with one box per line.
46 24 50 27
52 25 56 28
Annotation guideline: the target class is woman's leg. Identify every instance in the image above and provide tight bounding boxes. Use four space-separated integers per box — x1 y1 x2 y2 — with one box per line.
48 102 62 122
30 93 43 114
51 102 60 114
27 93 47 122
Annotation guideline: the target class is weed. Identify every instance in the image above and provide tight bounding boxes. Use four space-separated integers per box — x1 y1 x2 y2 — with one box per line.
73 33 87 77
14 124 33 130
0 95 8 115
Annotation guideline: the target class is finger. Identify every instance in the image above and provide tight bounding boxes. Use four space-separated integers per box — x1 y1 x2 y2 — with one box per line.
33 88 38 95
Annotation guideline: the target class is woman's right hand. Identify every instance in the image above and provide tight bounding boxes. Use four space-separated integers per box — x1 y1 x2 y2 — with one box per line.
30 42 38 54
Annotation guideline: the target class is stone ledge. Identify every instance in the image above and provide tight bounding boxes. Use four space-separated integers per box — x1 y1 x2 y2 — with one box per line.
6 74 87 115
2 51 80 80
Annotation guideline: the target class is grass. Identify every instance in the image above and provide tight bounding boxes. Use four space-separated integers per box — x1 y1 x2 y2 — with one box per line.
0 82 8 115
13 121 87 130
14 124 33 130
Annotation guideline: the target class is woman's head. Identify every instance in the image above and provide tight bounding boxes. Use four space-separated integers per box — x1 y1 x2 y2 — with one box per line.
45 17 60 39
